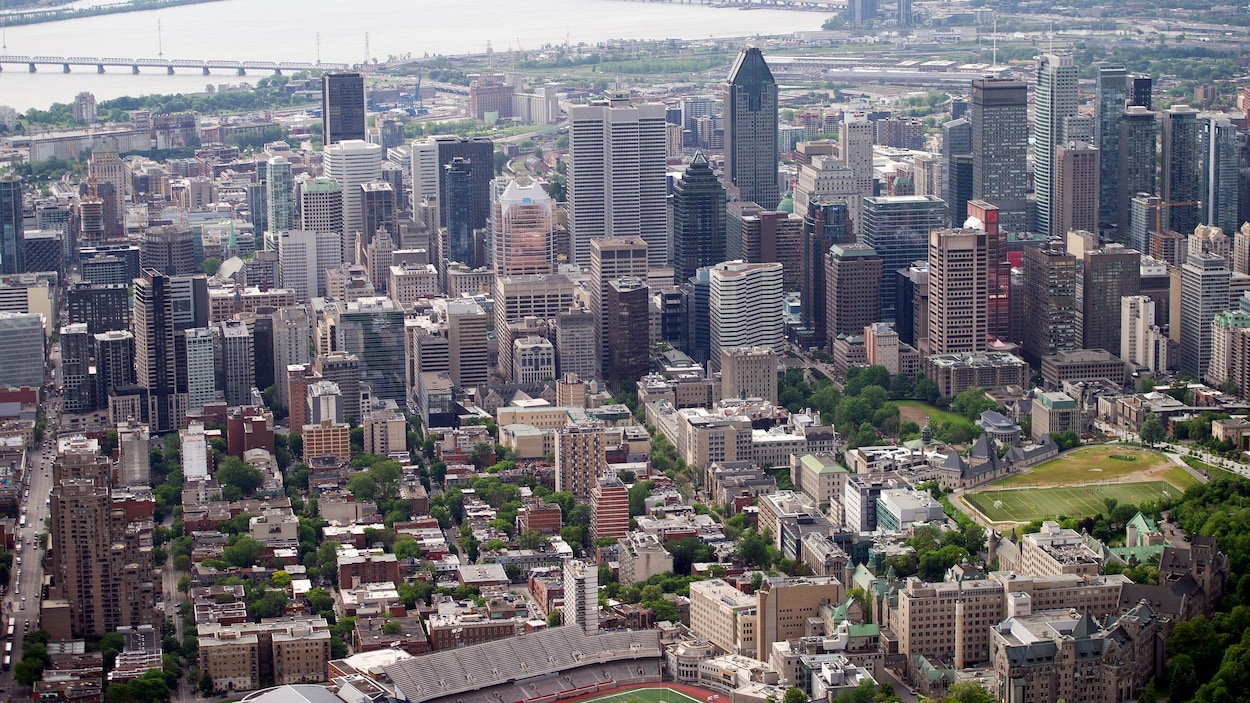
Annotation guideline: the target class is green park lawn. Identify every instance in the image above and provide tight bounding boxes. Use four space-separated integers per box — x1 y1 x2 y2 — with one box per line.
992 445 1173 488
892 400 969 427
964 481 1181 524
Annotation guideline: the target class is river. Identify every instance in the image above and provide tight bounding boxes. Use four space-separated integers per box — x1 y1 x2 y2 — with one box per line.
0 0 818 111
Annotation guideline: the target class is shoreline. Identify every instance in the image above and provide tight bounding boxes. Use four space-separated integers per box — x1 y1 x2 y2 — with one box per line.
0 0 224 28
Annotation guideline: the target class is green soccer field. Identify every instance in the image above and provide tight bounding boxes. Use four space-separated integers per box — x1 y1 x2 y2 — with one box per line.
964 481 1179 524
576 688 709 703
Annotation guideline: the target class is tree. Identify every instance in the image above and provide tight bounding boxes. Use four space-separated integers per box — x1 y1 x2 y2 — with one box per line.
1140 413 1166 446
201 257 222 276
943 683 995 703
629 480 654 516
394 535 421 560
216 456 264 498
784 687 809 703
347 473 377 502
736 529 775 569
14 657 44 686
383 620 403 635
222 536 264 568
306 588 335 613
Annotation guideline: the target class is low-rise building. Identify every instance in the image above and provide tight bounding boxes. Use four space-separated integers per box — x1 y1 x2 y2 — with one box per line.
923 352 1030 397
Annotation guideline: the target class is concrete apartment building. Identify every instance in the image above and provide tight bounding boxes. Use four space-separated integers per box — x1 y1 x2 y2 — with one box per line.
617 532 675 586
1018 521 1104 577
554 423 608 498
720 346 778 404
894 572 1132 670
198 617 332 692
689 579 758 656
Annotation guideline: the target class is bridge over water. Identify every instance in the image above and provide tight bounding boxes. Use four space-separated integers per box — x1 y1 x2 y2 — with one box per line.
0 55 351 75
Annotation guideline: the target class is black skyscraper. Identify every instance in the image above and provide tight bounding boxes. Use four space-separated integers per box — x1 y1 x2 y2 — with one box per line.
724 47 779 210
0 174 24 276
322 72 367 145
669 152 727 283
434 136 494 231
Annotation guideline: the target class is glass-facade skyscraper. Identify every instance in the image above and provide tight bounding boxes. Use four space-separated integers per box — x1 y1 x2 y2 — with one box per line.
1034 53 1079 238
321 71 366 145
0 174 22 276
971 78 1028 233
861 195 947 322
669 151 727 283
1095 64 1127 235
724 47 779 210
1163 105 1202 235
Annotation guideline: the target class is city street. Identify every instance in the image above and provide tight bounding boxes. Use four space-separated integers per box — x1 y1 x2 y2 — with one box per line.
0 392 61 698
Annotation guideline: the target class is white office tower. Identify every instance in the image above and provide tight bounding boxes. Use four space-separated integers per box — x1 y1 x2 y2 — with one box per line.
1034 53 1079 238
266 156 296 234
793 155 861 224
840 113 875 199
568 95 668 268
709 260 784 371
184 327 217 413
277 230 344 301
492 179 555 276
217 319 255 407
563 559 599 634
410 138 440 215
1121 295 1170 374
299 176 345 241
323 139 383 251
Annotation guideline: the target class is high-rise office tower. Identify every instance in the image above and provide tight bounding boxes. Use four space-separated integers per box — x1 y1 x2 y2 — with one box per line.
1095 65 1127 234
720 346 779 404
568 95 668 267
184 327 217 413
359 181 396 246
727 203 804 290
140 225 195 276
134 270 183 432
669 152 727 282
682 268 712 363
299 176 345 239
898 0 912 25
437 298 490 389
1129 75 1153 109
1054 142 1100 238
1021 246 1079 367
431 136 494 232
266 156 296 234
605 277 651 383
1081 245 1141 353
591 237 649 370
802 199 853 345
272 307 313 409
841 114 876 201
709 260 784 370
321 72 366 145
967 200 1010 341
824 244 882 339
1035 54 1079 238
926 228 988 354
0 174 22 276
793 154 860 225
493 179 555 276
724 48 780 210
941 118 973 227
861 195 947 321
315 351 362 421
1162 105 1202 236
1201 115 1240 235
323 140 383 253
328 298 407 403
1180 249 1230 378
971 78 1029 233
94 330 135 399
439 157 478 279
277 230 343 301
410 138 440 212
217 319 255 407
1118 107 1158 238
247 181 268 235
1121 295 1169 374
60 323 93 414
89 143 126 235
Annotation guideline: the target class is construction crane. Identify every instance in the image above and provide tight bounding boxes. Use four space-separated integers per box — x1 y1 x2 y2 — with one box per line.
414 74 428 116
